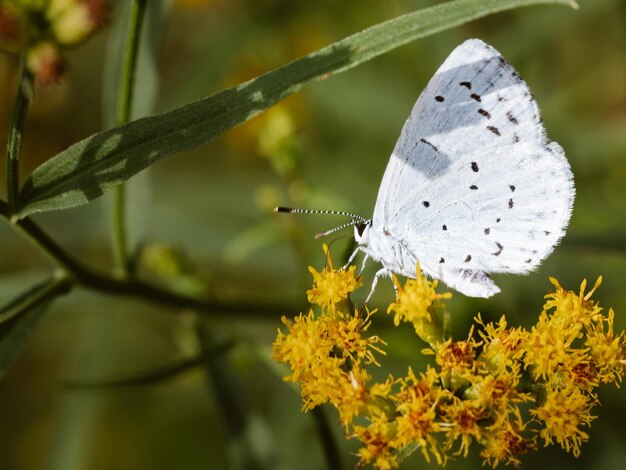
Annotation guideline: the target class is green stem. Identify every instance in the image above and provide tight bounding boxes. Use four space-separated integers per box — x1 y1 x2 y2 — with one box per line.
110 0 148 277
61 340 234 389
0 200 291 319
0 273 72 325
312 406 343 470
5 65 34 214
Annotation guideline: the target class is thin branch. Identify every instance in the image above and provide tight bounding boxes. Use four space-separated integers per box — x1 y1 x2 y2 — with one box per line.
110 0 148 277
0 200 294 319
0 272 72 325
60 340 234 390
312 406 344 470
5 65 34 213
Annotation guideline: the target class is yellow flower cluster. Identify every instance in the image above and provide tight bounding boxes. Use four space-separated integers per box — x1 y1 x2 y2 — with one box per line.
0 0 109 84
273 247 626 468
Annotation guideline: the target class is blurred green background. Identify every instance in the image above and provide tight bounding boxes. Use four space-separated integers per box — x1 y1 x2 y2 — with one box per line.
0 0 624 469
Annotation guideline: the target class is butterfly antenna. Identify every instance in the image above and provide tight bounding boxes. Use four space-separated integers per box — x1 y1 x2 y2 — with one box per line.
274 206 367 223
314 221 355 239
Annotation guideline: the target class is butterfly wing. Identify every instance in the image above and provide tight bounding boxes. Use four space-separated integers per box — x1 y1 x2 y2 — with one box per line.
371 39 574 297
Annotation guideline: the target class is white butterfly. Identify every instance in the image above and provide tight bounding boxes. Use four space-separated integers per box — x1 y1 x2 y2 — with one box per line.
277 39 574 300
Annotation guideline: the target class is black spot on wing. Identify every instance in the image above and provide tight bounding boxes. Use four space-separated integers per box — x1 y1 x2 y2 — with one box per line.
512 133 520 143
471 161 479 172
435 95 445 102
442 224 447 231
506 111 519 124
470 185 478 190
465 255 472 263
470 93 481 102
487 126 501 136
439 257 445 263
478 108 491 119
508 199 514 209
423 201 430 208
484 228 490 235
460 81 471 89
509 185 516 192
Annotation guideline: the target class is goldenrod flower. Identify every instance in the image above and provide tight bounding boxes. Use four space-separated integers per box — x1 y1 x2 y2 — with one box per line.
544 277 604 327
388 264 451 326
391 367 446 465
475 314 525 373
435 337 478 390
353 415 399 470
306 244 362 315
480 416 532 468
531 384 596 457
274 246 624 468
585 308 626 385
387 264 450 346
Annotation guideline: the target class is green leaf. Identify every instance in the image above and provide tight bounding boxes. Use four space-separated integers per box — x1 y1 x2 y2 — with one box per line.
18 0 577 216
0 275 71 378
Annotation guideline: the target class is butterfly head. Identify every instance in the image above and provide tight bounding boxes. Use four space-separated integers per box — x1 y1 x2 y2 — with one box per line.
354 219 372 246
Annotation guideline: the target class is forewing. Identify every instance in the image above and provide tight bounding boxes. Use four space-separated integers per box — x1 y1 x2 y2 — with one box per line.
373 38 545 227
370 39 574 297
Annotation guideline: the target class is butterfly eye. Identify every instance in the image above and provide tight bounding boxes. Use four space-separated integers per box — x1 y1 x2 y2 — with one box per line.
356 222 368 237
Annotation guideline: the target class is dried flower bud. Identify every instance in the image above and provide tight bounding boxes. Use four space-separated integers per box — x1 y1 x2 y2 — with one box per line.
26 42 66 85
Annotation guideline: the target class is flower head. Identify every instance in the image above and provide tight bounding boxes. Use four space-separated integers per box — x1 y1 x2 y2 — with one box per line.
306 244 361 315
530 384 596 457
387 264 450 346
274 247 624 469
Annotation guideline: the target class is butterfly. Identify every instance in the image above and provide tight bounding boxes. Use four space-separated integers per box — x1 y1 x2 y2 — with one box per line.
276 39 574 300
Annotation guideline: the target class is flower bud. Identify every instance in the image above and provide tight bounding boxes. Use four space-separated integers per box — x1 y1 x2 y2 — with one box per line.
26 42 66 85
47 0 109 46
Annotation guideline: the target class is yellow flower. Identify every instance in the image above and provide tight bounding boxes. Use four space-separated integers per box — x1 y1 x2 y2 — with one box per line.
531 384 596 457
272 305 383 425
306 244 361 314
544 276 604 328
480 416 532 468
272 311 328 383
391 367 446 465
585 308 626 385
440 397 487 458
475 314 525 373
353 414 399 470
274 249 625 468
387 264 451 346
435 338 478 390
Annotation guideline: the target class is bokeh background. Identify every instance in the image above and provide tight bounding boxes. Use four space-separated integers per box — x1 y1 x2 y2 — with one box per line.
0 0 624 469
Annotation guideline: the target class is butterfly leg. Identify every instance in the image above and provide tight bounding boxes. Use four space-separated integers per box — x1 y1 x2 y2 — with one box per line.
359 253 370 275
365 267 390 304
342 246 362 271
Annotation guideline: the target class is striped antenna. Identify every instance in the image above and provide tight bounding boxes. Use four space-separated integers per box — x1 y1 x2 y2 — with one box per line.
314 221 356 239
274 206 367 223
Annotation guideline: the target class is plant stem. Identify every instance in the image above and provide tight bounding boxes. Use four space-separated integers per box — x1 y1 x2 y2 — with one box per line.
0 273 73 325
110 0 148 277
312 406 344 470
0 200 291 319
5 65 33 214
61 340 234 389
